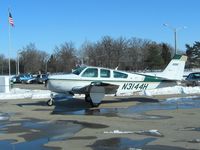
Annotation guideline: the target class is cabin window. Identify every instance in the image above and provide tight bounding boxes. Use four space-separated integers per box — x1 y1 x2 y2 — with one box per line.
100 69 110 78
72 66 86 75
113 71 128 78
82 68 98 77
191 73 200 79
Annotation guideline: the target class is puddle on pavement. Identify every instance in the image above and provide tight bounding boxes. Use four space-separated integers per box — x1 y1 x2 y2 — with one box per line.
0 118 108 150
175 138 200 144
90 137 199 150
0 112 10 121
143 145 199 150
181 127 200 132
0 139 60 150
69 136 97 140
52 96 200 120
89 137 156 150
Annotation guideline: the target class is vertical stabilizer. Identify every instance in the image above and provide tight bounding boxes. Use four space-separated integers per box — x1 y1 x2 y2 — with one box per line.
158 55 187 80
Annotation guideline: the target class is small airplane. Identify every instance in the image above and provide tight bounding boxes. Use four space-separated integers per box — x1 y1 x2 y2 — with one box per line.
46 55 187 107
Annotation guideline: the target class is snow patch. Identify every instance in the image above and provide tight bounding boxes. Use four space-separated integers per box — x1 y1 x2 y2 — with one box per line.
141 86 200 96
104 130 133 134
0 88 51 100
0 113 9 121
0 86 200 100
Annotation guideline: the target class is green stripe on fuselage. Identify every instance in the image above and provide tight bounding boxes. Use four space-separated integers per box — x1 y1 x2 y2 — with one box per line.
173 55 182 59
143 75 163 82
49 76 164 83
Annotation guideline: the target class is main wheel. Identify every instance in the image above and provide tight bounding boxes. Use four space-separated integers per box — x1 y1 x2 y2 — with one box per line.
192 81 197 87
85 94 101 107
47 99 54 106
90 102 100 107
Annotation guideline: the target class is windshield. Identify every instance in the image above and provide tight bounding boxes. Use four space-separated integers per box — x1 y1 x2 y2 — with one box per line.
72 66 86 75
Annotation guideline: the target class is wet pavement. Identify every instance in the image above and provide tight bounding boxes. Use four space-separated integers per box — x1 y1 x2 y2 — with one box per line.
1 95 200 149
89 137 157 150
89 137 198 150
0 118 107 150
52 96 200 120
0 139 60 150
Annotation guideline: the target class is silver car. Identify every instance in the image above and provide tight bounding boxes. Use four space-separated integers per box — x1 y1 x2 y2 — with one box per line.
185 72 200 86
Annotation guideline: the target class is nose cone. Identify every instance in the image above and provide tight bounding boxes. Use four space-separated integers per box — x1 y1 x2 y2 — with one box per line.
46 74 80 93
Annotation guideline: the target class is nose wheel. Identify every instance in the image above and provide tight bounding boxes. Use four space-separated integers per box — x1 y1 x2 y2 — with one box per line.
47 98 54 106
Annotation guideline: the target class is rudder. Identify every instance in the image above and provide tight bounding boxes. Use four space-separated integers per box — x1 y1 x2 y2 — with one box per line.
158 55 187 80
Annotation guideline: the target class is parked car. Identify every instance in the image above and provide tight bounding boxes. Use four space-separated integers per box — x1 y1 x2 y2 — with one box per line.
11 74 33 83
19 74 34 83
36 74 48 84
24 77 37 84
185 72 200 86
11 75 21 83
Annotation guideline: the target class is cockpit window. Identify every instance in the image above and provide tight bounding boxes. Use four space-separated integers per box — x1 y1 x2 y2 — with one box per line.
100 69 110 78
113 71 128 78
72 66 86 75
82 68 98 77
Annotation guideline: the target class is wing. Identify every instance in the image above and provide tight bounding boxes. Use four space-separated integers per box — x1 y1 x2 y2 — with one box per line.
72 81 119 95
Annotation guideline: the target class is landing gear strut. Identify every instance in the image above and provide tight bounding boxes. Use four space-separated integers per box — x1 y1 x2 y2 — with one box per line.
47 93 54 106
85 94 91 103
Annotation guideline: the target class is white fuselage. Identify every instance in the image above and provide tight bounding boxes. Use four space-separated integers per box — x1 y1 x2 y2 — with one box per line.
47 67 163 96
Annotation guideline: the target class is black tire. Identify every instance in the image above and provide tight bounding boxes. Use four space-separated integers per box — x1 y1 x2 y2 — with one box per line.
91 102 100 107
47 99 54 106
85 94 91 103
192 81 197 87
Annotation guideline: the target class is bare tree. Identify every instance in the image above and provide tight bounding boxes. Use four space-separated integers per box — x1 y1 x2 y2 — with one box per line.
80 41 96 66
12 36 173 74
52 42 77 72
19 43 49 73
0 55 6 75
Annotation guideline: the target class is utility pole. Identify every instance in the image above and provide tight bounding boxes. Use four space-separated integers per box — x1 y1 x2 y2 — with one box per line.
163 24 187 56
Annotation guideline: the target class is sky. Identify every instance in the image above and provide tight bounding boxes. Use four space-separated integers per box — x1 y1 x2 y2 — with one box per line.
0 0 199 58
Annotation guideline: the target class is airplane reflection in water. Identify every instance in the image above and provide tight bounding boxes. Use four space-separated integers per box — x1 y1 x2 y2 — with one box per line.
47 55 187 107
51 96 200 119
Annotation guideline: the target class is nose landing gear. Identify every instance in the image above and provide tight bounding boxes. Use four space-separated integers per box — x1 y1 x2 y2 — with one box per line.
85 86 105 107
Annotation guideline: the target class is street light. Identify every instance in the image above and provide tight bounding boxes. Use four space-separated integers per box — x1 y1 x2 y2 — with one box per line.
163 24 187 55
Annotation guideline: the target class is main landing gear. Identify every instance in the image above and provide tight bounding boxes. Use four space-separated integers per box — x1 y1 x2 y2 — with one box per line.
85 94 100 107
47 98 54 106
47 93 54 106
85 86 105 107
46 85 105 107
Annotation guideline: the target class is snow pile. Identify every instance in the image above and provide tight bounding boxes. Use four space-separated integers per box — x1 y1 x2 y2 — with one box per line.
141 86 200 96
134 129 163 137
0 88 51 100
104 129 163 137
0 86 200 100
104 130 133 134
